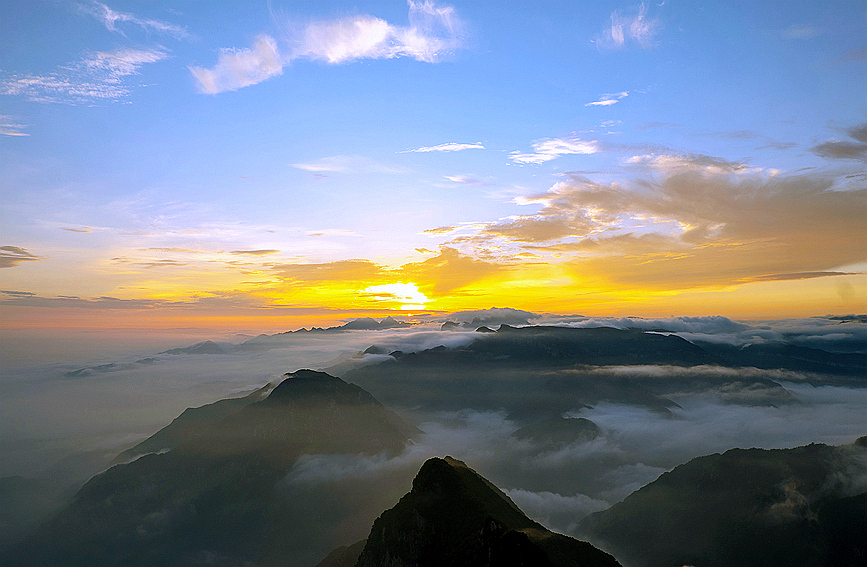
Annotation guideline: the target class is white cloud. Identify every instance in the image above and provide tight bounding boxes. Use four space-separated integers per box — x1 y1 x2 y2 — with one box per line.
404 142 484 153
444 175 485 186
292 155 404 174
1 47 168 104
595 2 661 50
510 138 600 164
80 1 191 40
191 1 465 94
585 91 629 107
0 115 28 136
623 152 758 175
190 35 283 94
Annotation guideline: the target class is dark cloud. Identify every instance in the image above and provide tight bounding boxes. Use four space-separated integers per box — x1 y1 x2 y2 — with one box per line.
1 289 36 297
136 259 189 269
811 123 867 161
0 246 42 268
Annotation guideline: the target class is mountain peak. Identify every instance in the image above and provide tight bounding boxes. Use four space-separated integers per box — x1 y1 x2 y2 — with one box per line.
355 457 620 567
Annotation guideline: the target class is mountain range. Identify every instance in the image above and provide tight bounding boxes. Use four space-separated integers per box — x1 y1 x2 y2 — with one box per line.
3 323 865 566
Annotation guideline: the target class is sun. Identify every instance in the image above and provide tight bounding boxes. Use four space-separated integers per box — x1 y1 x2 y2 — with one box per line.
363 282 430 310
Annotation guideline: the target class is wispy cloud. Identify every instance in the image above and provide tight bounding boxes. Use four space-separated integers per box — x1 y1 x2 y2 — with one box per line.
229 249 281 256
191 1 466 94
585 91 629 107
595 2 661 50
509 138 600 164
0 246 43 268
623 152 757 175
79 1 191 40
292 155 404 174
0 47 168 104
444 175 485 186
0 115 28 136
403 142 484 153
781 24 823 40
306 229 358 237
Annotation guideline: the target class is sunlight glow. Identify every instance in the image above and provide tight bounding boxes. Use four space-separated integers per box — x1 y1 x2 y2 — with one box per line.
363 282 431 310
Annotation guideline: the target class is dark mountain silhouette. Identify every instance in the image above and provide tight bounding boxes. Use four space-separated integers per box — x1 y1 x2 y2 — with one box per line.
579 438 867 567
344 325 804 418
5 371 419 567
695 341 867 380
511 417 599 448
238 318 413 351
326 456 621 567
162 339 234 355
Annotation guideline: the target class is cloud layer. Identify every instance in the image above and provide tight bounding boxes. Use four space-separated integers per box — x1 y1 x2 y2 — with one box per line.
449 156 865 289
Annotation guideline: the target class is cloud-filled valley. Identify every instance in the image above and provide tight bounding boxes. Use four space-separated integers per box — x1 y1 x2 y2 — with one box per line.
1 314 864 565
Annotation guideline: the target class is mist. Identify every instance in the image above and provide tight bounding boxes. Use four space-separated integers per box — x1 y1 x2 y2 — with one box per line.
1 315 864 557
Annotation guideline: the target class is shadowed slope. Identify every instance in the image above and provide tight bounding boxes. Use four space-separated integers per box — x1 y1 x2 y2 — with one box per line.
353 456 621 567
5 371 418 567
579 438 867 567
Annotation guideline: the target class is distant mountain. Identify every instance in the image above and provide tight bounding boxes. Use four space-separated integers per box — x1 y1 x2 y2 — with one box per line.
511 417 599 448
324 456 621 567
339 316 412 330
579 438 867 567
695 341 867 379
62 357 158 378
5 370 419 567
161 340 234 355
344 325 804 418
239 317 413 351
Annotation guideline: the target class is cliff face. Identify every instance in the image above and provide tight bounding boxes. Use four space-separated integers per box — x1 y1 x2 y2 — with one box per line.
354 457 621 567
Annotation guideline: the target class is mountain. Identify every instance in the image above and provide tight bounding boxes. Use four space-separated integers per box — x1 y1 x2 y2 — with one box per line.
511 417 599 448
114 383 275 463
237 318 413 351
4 370 419 567
579 438 867 567
161 340 234 355
695 341 867 380
326 456 621 567
344 325 802 419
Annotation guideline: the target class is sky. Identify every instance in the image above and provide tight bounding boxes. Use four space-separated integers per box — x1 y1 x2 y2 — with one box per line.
2 0 866 332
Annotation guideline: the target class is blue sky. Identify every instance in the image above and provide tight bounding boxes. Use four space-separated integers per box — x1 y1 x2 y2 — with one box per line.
1 0 865 327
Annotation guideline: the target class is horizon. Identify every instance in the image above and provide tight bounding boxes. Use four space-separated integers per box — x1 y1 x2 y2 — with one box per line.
2 0 865 331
